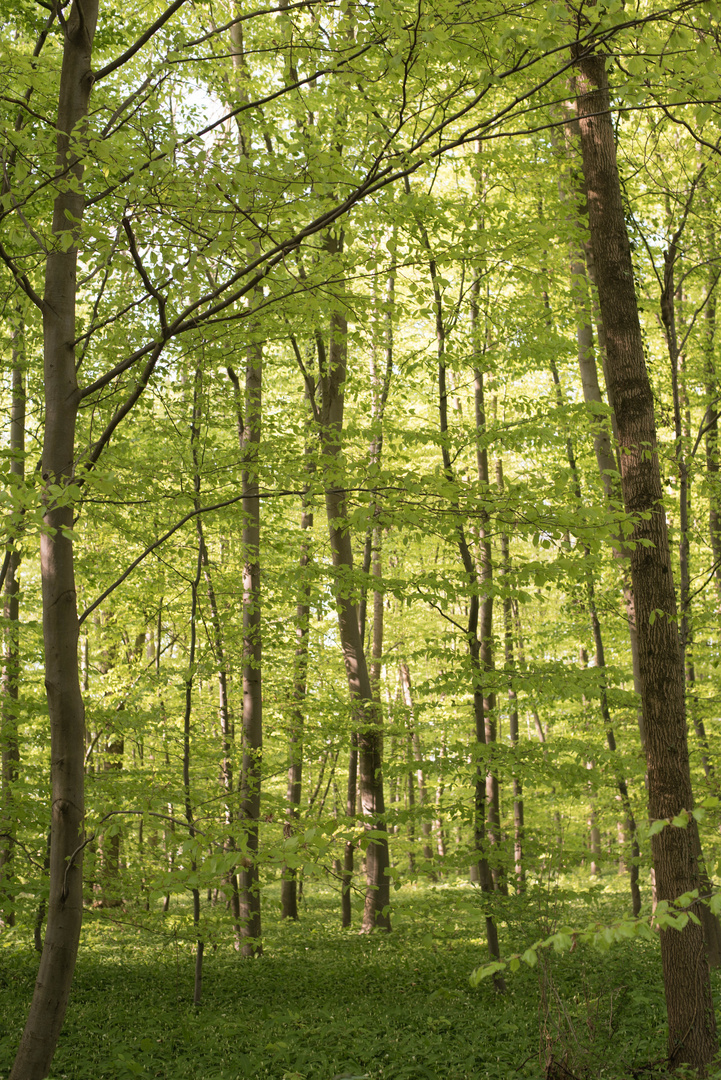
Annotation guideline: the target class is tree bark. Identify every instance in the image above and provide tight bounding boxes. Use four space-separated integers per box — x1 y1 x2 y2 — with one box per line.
661 240 721 966
575 52 717 1070
318 297 391 932
229 344 263 956
474 360 505 895
10 3 98 1075
281 443 313 920
495 456 524 891
559 114 647 748
0 325 25 926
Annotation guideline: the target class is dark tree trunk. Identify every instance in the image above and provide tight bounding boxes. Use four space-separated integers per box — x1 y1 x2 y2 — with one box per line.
229 342 263 956
318 301 391 932
559 115 647 747
575 53 717 1070
474 362 505 895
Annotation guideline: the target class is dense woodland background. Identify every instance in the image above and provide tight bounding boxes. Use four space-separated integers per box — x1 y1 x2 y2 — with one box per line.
3 0 721 1075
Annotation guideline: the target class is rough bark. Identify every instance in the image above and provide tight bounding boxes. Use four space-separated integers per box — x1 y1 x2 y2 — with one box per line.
559 114 646 747
575 53 717 1070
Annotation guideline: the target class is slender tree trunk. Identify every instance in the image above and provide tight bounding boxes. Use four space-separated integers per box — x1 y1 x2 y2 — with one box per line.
229 343 263 956
281 448 313 920
661 243 721 966
191 367 240 936
701 212 721 621
495 456 524 891
318 297 391 932
547 333 642 915
182 536 204 1006
342 732 358 927
400 662 434 874
10 5 98 1075
434 278 504 982
575 53 717 1070
403 671 436 874
435 734 447 861
0 327 25 926
474 358 505 895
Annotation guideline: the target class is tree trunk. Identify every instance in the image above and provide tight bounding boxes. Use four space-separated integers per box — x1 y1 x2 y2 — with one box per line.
281 454 313 921
559 113 647 748
229 342 263 956
401 668 436 873
0 326 25 926
661 241 721 967
474 361 505 895
575 52 717 1070
547 330 642 915
10 4 98 1075
319 300 391 932
495 456 524 891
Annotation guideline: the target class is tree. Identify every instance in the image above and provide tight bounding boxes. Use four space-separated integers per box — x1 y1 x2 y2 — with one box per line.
574 46 717 1071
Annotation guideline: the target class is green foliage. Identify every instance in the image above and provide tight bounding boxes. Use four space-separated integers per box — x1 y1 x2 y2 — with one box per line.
3 878 715 1080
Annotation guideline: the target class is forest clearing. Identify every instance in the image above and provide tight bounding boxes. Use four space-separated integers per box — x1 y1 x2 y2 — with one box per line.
3 0 721 1075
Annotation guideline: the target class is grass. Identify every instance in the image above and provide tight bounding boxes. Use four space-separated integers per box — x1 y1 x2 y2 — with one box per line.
1 871 719 1080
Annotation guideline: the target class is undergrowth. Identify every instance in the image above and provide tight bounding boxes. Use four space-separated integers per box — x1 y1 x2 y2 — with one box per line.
1 871 720 1080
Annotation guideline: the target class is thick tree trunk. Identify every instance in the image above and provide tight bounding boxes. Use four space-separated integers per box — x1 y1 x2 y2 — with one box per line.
559 117 647 747
575 53 717 1070
10 4 98 1075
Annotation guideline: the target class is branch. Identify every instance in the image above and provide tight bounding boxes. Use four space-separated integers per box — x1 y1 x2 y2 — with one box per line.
122 216 168 334
92 0 190 81
0 238 46 312
414 587 467 634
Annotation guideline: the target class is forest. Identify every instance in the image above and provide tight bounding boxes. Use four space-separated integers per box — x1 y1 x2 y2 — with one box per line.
2 0 721 1077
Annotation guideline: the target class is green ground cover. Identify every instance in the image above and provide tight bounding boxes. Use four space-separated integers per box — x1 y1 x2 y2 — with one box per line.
1 874 718 1080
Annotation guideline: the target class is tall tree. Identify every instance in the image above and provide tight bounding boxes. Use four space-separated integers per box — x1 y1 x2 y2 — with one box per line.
574 48 717 1071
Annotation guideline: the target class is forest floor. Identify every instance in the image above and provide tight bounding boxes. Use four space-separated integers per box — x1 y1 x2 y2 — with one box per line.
1 873 720 1080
